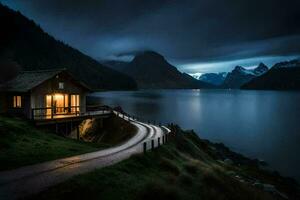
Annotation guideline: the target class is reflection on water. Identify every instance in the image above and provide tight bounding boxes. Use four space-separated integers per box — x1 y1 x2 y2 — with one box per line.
90 89 300 181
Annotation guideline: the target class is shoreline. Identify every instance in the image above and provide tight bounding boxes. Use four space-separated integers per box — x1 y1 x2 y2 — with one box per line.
1 115 299 199
172 124 296 179
89 90 300 185
168 123 299 197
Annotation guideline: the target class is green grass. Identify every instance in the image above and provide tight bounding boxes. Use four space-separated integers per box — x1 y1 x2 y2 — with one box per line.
0 116 105 170
28 131 282 200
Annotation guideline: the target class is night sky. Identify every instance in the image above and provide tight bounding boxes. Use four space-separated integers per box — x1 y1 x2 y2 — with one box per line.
1 0 300 74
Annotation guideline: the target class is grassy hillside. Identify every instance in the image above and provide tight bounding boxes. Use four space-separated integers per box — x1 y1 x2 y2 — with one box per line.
0 3 137 90
0 115 138 171
0 116 106 170
28 126 300 200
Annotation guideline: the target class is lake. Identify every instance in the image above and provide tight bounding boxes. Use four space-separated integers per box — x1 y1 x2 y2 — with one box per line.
90 89 300 181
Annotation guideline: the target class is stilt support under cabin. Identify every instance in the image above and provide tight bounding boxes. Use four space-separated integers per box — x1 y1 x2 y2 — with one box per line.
65 122 68 136
56 123 58 134
76 125 80 140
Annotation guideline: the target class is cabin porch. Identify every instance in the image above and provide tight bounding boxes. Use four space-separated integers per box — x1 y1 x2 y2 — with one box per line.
31 105 113 124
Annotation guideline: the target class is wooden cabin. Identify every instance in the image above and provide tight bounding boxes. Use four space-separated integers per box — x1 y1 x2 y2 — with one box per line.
0 69 91 120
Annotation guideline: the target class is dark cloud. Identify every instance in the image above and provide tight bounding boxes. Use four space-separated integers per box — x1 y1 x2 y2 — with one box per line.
1 0 300 72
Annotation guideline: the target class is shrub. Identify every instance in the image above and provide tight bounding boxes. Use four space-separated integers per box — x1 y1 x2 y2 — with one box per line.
159 158 180 176
178 173 193 186
183 162 198 175
138 181 181 200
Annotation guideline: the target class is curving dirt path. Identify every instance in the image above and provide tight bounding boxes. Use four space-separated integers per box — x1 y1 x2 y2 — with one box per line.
0 113 170 200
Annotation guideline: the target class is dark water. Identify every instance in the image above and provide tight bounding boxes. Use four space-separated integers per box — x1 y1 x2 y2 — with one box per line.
91 89 300 181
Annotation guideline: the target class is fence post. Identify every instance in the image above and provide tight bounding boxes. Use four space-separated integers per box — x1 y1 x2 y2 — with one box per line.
151 140 154 150
143 142 147 153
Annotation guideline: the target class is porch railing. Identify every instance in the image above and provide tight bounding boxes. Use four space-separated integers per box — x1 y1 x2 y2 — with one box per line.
31 105 112 120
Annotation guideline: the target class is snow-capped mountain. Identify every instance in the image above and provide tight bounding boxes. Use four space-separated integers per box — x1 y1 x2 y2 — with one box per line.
253 63 269 75
189 73 203 80
222 63 268 89
193 72 228 85
243 59 300 90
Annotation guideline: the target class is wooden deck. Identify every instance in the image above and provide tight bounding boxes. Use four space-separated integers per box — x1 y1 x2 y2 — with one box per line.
32 105 114 125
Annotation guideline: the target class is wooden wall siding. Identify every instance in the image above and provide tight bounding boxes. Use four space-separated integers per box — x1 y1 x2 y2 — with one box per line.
0 93 7 113
31 72 86 95
2 92 29 117
80 93 87 113
23 94 31 118
30 71 87 112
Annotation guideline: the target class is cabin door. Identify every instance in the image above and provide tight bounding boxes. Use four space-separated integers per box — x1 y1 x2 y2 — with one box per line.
45 94 69 117
53 94 69 114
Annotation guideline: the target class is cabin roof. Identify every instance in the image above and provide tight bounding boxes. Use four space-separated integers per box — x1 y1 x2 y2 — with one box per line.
0 68 92 92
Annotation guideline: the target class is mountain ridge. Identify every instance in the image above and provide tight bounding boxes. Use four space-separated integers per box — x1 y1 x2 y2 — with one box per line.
0 3 137 90
105 51 214 89
222 63 268 88
242 59 300 90
193 72 228 86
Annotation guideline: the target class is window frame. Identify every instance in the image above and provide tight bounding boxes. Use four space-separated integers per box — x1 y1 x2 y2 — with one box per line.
13 95 22 108
58 82 65 89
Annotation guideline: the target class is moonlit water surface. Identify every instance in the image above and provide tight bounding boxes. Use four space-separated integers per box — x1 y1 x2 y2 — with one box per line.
91 90 300 181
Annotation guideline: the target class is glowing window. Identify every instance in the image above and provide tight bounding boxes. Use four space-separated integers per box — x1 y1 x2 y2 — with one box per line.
13 96 22 108
71 94 80 112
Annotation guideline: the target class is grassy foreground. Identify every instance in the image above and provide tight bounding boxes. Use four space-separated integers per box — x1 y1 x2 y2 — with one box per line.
0 116 105 170
28 126 300 200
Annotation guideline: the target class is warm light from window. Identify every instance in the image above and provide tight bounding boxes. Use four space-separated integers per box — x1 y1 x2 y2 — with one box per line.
53 93 64 101
71 94 80 112
13 96 22 108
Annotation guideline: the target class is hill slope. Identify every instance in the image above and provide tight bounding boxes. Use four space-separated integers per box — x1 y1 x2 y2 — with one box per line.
105 51 213 89
242 59 300 90
0 4 137 90
30 125 300 200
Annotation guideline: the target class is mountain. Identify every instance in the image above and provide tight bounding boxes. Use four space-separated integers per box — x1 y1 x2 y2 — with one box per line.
189 73 202 80
0 3 137 90
242 59 300 90
103 60 129 72
105 51 214 89
196 72 228 85
222 63 268 89
253 63 269 75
